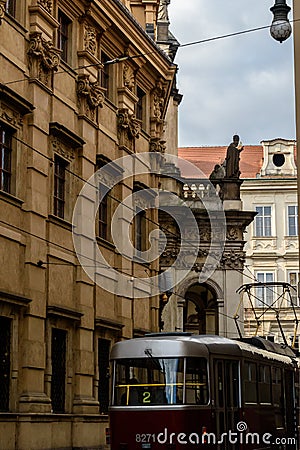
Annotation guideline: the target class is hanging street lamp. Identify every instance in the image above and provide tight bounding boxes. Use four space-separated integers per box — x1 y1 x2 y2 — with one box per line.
270 0 292 42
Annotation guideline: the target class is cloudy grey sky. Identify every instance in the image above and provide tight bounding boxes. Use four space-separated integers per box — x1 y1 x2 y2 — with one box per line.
169 0 295 147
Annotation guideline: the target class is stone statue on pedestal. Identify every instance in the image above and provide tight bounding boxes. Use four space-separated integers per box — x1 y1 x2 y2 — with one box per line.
225 134 244 178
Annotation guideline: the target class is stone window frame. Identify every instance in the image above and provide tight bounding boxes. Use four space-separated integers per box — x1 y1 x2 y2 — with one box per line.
254 205 272 237
0 290 31 413
254 271 275 307
49 122 85 223
0 122 13 194
94 317 124 415
57 7 73 66
287 204 298 237
136 85 146 130
96 155 112 242
0 84 34 200
46 306 82 414
53 154 68 219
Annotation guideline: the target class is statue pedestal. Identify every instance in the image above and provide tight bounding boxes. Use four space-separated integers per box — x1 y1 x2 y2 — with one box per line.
222 178 243 211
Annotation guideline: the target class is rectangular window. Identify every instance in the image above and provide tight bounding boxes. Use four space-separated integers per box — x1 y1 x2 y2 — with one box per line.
136 86 146 127
255 206 272 237
51 328 67 413
58 10 71 63
288 205 298 236
185 358 208 405
96 158 111 241
98 189 108 239
0 124 13 193
100 52 111 99
6 0 16 16
113 357 187 406
54 155 68 219
135 208 146 254
288 271 298 306
258 365 271 404
244 361 257 404
0 317 11 412
255 272 274 307
98 338 110 414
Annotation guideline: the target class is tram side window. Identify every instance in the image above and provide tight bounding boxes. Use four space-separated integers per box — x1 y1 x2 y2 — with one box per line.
185 358 208 405
272 366 284 428
244 362 258 404
259 365 271 404
113 358 184 406
272 367 283 407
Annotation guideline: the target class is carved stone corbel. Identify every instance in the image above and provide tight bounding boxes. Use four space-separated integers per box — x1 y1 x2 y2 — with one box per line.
28 32 60 88
221 250 245 270
117 108 140 150
149 137 166 154
123 63 135 91
37 0 52 14
77 74 105 121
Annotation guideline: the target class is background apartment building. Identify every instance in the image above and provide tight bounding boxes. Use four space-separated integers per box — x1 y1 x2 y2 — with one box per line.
0 0 179 448
179 137 299 346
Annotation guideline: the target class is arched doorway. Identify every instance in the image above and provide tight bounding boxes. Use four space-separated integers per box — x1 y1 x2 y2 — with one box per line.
183 283 219 335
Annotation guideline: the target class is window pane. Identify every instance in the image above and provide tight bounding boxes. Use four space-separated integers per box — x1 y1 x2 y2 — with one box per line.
0 125 12 193
244 362 257 403
58 10 71 63
6 0 16 16
185 358 208 405
54 156 67 218
256 272 274 307
114 358 184 406
288 205 298 236
255 206 272 237
51 328 67 413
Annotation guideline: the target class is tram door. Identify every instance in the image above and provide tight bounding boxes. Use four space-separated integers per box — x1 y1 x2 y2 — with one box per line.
214 359 240 450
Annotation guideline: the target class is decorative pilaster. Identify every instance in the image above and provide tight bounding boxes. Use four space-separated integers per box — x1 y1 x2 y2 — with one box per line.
77 74 105 122
83 23 98 55
117 108 140 151
28 32 60 88
151 78 166 138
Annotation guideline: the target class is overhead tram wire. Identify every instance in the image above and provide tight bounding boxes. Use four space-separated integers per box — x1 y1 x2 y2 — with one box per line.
10 133 287 297
0 215 246 329
3 17 300 87
11 133 263 287
2 16 296 296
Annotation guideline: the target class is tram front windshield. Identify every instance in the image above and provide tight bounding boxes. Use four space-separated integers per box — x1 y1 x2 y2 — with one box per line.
113 357 208 406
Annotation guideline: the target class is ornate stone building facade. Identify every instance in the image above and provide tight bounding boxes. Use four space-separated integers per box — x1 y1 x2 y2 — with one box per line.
167 149 255 339
0 1 179 448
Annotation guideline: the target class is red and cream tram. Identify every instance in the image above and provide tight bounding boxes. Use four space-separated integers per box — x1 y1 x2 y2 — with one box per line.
109 333 299 450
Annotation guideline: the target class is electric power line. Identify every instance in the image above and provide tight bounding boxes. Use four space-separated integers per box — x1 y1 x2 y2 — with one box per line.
3 17 300 87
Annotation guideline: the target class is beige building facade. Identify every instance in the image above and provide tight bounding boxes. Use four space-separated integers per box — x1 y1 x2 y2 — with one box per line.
241 138 299 345
0 0 179 448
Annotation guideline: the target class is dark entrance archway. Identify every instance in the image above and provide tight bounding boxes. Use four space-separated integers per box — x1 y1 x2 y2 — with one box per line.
183 283 219 335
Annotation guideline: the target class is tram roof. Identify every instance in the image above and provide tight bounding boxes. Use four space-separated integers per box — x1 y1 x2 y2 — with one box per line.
110 333 296 365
